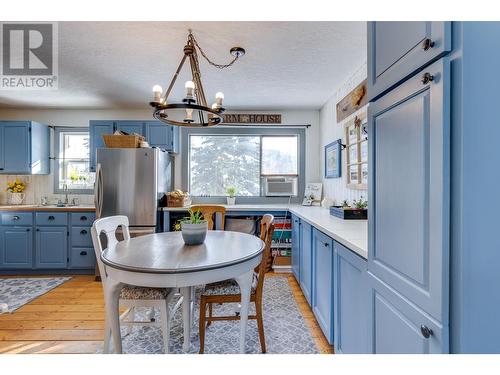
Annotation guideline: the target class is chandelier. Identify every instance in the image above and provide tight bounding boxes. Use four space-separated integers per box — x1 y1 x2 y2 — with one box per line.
150 30 245 127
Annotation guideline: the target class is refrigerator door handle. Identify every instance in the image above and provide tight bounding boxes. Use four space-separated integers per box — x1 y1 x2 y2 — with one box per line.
94 163 104 219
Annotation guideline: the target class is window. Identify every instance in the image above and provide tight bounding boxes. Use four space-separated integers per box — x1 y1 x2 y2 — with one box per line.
185 128 303 198
54 128 95 194
345 113 368 189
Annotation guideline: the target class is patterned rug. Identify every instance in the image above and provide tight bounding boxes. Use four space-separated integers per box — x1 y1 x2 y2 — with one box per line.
100 277 319 354
0 277 71 313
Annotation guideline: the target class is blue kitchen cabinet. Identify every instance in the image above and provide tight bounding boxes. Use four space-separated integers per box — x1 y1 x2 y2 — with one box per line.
35 226 68 269
312 227 334 344
299 220 312 304
0 226 33 269
115 121 145 136
291 214 300 281
333 241 369 353
89 120 114 172
145 121 178 152
367 22 451 101
69 212 96 269
0 121 50 174
367 271 446 353
368 57 450 324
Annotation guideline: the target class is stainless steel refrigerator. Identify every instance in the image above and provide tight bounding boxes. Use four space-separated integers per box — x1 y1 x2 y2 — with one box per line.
94 148 173 231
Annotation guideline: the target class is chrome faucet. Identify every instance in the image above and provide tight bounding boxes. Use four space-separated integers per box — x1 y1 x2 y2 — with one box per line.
63 183 69 204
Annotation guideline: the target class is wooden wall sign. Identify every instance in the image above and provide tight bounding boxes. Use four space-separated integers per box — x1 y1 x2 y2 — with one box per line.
223 114 282 124
336 79 368 123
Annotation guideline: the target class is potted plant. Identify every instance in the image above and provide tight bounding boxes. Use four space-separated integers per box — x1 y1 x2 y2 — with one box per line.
330 197 368 220
180 209 208 245
226 186 237 205
4 179 27 205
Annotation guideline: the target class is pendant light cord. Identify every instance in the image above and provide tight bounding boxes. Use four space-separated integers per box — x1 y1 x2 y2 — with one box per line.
188 32 240 69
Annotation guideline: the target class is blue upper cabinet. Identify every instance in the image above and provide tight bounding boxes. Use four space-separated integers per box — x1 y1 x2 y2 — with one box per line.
291 214 300 281
368 57 450 324
89 120 114 172
89 120 179 172
368 21 451 101
312 227 334 344
0 121 50 174
333 242 369 353
115 121 145 136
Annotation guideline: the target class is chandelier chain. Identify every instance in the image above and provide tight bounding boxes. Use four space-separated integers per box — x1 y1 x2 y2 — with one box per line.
188 33 239 69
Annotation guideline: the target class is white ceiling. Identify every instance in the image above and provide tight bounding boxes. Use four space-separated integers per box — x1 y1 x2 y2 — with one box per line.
0 22 366 110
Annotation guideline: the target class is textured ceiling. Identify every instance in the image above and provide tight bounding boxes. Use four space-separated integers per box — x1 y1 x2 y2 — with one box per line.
0 21 366 110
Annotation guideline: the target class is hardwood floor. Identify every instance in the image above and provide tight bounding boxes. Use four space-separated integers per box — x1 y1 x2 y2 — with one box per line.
0 273 334 354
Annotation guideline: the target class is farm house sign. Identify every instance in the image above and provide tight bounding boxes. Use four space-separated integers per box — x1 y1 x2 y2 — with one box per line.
223 114 281 124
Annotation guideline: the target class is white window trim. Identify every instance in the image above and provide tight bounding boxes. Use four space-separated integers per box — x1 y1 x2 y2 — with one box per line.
53 127 94 195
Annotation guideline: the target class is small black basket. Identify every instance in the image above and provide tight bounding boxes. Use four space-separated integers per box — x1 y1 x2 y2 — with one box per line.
330 206 368 220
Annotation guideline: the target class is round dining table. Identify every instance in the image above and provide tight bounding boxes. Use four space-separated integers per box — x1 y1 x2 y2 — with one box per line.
100 230 265 354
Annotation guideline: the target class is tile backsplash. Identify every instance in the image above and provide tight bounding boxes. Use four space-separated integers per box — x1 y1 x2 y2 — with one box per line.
0 174 94 205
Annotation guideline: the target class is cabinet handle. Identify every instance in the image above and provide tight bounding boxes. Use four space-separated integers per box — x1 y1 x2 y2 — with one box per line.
80 251 88 256
421 72 434 85
80 216 87 221
36 228 40 232
80 229 88 235
26 228 30 232
12 216 20 221
324 242 329 247
0 168 4 170
420 325 433 339
421 38 435 51
48 216 55 221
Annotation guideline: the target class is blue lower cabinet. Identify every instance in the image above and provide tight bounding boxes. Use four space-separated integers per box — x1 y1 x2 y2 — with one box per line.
333 242 370 353
35 226 68 269
70 247 95 269
312 228 334 344
0 226 33 269
368 271 447 353
299 220 313 304
291 215 300 281
71 227 92 247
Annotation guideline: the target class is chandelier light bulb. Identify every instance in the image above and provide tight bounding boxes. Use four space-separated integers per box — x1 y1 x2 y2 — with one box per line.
185 108 194 122
152 85 163 103
185 80 195 100
215 92 224 107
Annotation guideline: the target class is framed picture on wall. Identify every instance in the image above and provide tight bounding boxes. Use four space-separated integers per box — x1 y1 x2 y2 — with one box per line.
324 139 342 178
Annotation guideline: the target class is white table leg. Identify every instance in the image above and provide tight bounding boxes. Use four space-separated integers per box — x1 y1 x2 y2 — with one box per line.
235 270 254 354
103 278 123 354
180 286 192 352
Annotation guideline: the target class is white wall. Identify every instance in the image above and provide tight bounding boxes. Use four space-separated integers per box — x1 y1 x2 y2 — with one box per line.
0 108 320 204
319 62 368 206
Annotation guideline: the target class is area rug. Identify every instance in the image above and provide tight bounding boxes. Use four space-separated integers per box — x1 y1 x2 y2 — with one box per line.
0 277 71 313
99 277 319 354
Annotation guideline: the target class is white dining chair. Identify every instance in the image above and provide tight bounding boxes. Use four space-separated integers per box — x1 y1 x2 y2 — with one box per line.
91 215 182 353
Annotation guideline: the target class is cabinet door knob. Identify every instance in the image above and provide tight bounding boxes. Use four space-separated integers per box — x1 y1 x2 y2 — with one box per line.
48 215 55 221
421 38 435 51
26 228 30 232
421 72 434 85
80 251 88 256
80 229 88 235
36 228 40 232
324 242 329 247
0 168 4 170
420 325 433 339
80 216 87 221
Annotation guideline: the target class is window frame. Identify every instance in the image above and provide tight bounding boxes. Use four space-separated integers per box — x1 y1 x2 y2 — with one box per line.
53 127 94 195
344 112 368 190
181 126 306 204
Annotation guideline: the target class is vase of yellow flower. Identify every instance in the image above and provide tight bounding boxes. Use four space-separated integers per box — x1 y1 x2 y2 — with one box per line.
5 179 27 205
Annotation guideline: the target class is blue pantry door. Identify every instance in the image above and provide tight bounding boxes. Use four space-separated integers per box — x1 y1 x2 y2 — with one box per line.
368 22 451 100
368 58 450 326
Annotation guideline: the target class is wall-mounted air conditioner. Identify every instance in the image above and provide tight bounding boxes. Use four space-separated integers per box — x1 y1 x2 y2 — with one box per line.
264 176 298 196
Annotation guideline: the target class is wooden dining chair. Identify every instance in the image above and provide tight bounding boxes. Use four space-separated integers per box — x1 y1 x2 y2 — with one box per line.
91 215 182 353
198 214 275 353
191 205 226 230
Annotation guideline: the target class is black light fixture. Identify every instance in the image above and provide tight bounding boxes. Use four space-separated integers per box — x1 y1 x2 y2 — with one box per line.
149 30 245 127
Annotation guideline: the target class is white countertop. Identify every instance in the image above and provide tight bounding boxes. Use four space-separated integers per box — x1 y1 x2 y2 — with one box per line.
163 203 368 259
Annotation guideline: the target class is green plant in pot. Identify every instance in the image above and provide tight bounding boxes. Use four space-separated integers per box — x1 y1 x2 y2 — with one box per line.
180 209 208 245
226 186 237 205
